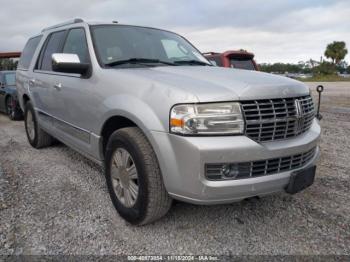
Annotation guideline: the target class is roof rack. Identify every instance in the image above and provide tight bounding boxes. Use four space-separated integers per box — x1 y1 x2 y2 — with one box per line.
41 18 84 32
202 52 220 55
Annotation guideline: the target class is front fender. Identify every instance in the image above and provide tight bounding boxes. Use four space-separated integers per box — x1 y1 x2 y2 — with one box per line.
98 94 167 135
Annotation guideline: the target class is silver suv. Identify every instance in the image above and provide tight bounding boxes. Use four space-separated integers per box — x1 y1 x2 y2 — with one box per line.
16 19 320 225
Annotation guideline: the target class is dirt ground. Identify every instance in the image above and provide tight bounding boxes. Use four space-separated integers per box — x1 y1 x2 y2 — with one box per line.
0 82 349 256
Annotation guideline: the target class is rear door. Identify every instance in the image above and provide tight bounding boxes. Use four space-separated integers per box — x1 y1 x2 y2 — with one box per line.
16 35 42 111
32 30 66 118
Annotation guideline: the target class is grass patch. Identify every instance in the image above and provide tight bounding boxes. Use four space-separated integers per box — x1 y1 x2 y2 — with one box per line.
298 75 350 82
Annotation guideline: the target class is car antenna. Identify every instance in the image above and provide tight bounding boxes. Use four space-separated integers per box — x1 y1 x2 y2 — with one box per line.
112 21 118 24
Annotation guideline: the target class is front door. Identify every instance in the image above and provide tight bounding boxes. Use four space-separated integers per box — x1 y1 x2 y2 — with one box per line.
35 27 99 157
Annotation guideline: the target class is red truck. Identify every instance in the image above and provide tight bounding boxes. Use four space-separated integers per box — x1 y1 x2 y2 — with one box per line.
203 50 259 71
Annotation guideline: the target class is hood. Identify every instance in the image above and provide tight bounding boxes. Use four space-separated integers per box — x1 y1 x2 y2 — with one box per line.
109 66 310 102
3 85 17 93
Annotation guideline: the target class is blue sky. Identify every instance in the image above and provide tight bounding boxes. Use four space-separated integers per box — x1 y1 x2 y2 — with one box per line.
0 0 349 63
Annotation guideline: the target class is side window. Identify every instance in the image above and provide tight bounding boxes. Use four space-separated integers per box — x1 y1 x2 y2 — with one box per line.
18 36 42 70
212 56 223 67
39 31 66 71
63 28 89 63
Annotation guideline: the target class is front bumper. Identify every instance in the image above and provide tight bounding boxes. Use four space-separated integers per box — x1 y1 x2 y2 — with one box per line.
150 119 321 204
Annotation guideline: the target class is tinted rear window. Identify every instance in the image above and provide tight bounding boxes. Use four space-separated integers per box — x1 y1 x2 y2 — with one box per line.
18 36 42 70
4 73 16 85
230 58 255 70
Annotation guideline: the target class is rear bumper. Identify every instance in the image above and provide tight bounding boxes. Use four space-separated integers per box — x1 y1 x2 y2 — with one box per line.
150 119 321 204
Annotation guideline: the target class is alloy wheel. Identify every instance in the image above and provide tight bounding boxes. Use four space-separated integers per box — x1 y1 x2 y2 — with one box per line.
111 148 139 207
6 97 14 118
26 110 35 141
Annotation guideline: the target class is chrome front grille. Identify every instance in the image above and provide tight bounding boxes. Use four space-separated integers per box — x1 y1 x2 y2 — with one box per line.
241 96 315 142
205 147 316 180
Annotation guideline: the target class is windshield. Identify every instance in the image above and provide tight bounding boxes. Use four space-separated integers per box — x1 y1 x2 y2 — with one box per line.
4 73 16 85
230 58 256 71
91 25 211 67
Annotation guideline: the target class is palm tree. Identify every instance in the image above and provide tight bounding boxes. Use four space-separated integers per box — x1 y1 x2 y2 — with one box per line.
324 41 348 65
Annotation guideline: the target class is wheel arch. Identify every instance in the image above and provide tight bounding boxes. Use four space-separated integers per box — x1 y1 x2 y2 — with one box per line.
97 95 167 157
23 94 30 105
19 93 31 111
100 115 138 157
4 94 11 102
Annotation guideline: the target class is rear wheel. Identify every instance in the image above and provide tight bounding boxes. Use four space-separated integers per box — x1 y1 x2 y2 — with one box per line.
24 101 53 148
105 127 172 225
6 96 23 121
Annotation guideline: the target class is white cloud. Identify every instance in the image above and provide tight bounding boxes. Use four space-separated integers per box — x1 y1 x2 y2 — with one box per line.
176 1 350 63
178 26 350 63
0 0 349 63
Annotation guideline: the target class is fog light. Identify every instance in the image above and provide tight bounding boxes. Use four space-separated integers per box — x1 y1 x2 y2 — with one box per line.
205 163 250 180
221 164 230 176
221 164 239 179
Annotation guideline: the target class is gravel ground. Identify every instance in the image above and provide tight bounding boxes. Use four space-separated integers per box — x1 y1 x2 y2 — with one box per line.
0 82 349 256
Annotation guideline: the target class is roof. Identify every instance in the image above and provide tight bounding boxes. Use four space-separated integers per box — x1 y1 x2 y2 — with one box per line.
41 18 174 35
222 50 255 58
41 18 144 30
204 50 255 59
0 52 21 59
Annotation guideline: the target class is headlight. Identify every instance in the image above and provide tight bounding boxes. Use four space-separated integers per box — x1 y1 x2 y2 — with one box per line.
170 102 244 135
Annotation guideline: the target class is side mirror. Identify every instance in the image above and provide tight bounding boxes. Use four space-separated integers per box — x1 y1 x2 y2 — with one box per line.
0 82 4 88
52 53 89 75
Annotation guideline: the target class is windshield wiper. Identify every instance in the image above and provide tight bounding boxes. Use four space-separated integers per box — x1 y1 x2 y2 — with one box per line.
105 58 176 67
173 60 212 66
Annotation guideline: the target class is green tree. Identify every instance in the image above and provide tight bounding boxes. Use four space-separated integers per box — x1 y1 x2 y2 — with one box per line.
313 61 337 76
324 41 348 65
259 63 304 74
0 58 18 70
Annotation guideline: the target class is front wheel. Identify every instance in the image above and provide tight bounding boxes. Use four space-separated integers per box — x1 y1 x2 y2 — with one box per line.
105 127 172 225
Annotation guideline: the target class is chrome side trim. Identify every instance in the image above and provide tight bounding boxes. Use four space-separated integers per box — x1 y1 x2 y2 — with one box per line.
53 117 90 144
33 70 81 78
35 108 101 143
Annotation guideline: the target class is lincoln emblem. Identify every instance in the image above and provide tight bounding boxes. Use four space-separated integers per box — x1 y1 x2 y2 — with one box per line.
294 99 305 134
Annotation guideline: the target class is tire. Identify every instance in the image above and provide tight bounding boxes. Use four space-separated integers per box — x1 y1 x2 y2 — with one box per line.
6 96 23 121
105 127 172 225
24 101 53 148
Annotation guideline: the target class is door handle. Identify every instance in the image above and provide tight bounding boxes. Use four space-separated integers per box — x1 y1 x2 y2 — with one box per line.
29 79 36 87
53 83 62 91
